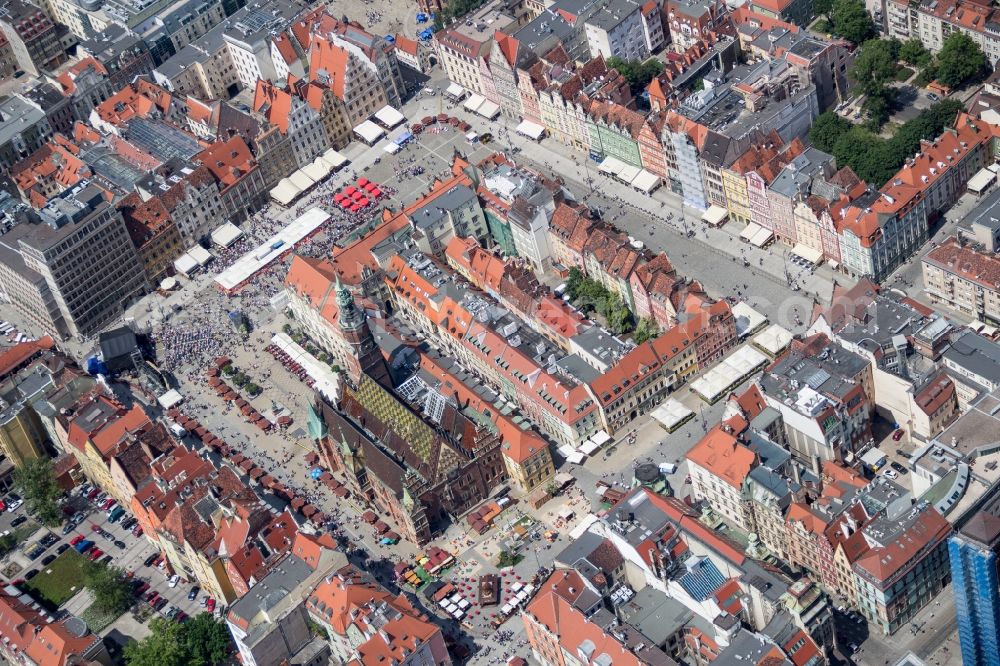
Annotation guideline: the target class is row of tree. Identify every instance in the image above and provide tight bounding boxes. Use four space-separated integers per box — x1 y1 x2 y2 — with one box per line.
809 98 965 186
124 615 232 666
607 57 665 98
565 268 635 335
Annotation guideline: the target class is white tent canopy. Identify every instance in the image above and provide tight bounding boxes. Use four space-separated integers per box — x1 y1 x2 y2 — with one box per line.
270 178 299 206
651 399 695 431
289 169 315 192
173 253 199 276
591 430 611 447
733 302 768 338
791 244 822 264
211 222 243 248
187 244 212 266
616 163 641 184
321 148 348 169
631 169 660 194
968 167 996 194
383 142 401 154
740 222 763 242
752 323 793 357
374 105 406 129
354 120 385 144
476 100 500 119
580 440 600 455
515 120 546 140
445 82 466 100
690 344 769 403
749 226 774 248
701 205 729 226
302 159 330 182
566 451 586 464
599 156 626 175
157 389 183 409
464 93 485 113
270 332 342 402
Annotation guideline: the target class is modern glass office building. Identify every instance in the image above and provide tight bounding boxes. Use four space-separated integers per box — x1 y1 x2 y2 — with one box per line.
950 488 1000 666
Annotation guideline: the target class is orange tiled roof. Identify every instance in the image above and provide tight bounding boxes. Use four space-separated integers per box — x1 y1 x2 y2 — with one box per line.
94 79 173 128
686 425 756 487
196 136 256 191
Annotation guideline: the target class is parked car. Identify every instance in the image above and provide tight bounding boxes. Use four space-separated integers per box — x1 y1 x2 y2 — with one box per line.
153 598 168 611
56 543 70 554
0 499 7 512
168 574 180 588
24 569 38 580
144 590 158 602
188 586 200 600
132 526 144 537
175 611 187 623
143 553 159 567
121 517 136 530
101 555 113 565
206 598 216 613
62 523 75 535
890 461 908 474
11 516 26 527
86 488 100 500
27 546 45 560
41 554 55 566
113 540 126 550
88 548 104 561
892 429 905 441
40 534 58 547
101 499 116 512
108 507 126 523
74 539 94 554
883 468 898 479
164 606 177 619
7 497 23 512
135 582 150 597
70 535 85 546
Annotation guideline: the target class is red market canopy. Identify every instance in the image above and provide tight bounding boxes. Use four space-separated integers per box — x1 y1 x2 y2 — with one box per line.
362 511 377 524
206 367 219 377
290 497 306 510
437 113 448 122
214 356 230 368
277 415 293 426
223 391 238 401
301 504 318 517
319 471 333 482
305 452 319 464
350 190 364 201
310 512 327 526
421 116 432 124
363 181 378 192
235 398 248 408
344 186 357 195
194 427 207 438
256 419 271 430
239 459 254 472
358 198 370 207
260 475 275 487
175 414 189 425
231 454 246 465
373 521 389 534
357 177 370 187
240 404 254 416
207 377 222 387
334 192 346 202
334 487 349 498
339 199 351 209
186 420 201 431
350 204 361 212
371 188 383 198
249 467 265 479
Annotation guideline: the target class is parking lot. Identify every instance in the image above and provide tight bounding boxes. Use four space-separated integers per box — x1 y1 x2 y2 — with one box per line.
1 487 217 640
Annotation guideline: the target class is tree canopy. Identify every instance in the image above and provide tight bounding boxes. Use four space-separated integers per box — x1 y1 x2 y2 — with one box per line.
124 615 232 666
809 112 851 153
607 57 665 96
899 39 932 67
14 457 63 526
935 33 986 88
84 563 134 615
565 268 635 334
850 39 900 93
813 99 964 186
829 0 876 44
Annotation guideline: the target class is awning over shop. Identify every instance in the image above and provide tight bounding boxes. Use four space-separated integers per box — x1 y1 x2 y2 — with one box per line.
515 120 545 140
476 101 500 119
157 389 183 409
598 156 626 175
650 398 695 431
740 222 763 242
566 451 586 464
187 244 212 266
270 178 299 206
302 159 329 182
791 244 823 264
464 93 485 113
631 169 660 194
173 253 199 276
968 167 996 194
393 129 413 145
591 431 611 447
701 205 729 227
321 148 348 169
383 142 401 154
373 105 406 128
289 170 315 192
749 226 774 248
354 120 386 144
211 222 243 248
445 82 465 100
616 163 641 184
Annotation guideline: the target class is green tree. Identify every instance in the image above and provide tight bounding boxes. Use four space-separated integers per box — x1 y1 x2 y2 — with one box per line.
935 33 986 88
808 111 850 152
565 267 584 300
633 318 659 343
833 126 893 185
84 563 134 615
607 57 665 95
124 618 189 666
814 0 833 18
183 613 232 666
899 39 932 67
862 85 897 128
850 39 900 93
830 0 876 44
14 457 63 527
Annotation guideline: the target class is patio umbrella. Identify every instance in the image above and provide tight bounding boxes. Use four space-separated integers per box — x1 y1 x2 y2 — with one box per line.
364 181 378 192
310 512 326 526
339 199 351 209
206 367 219 377
302 504 318 517
422 116 432 124
334 192 346 202
362 511 377 523
344 186 357 195
357 177 370 187
371 188 383 198
207 377 221 387
291 497 306 511
350 204 361 212
351 189 364 201
437 113 448 123
357 197 369 207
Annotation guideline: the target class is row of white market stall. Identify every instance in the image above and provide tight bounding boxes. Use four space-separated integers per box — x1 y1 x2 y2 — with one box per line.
462 93 501 120
597 156 662 194
557 430 611 464
689 344 770 403
270 148 349 206
172 222 246 277
499 582 537 618
270 332 341 402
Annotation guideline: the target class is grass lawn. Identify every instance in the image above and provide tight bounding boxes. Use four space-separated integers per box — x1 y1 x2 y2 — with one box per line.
811 18 831 33
24 550 90 609
896 66 914 81
81 604 123 633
